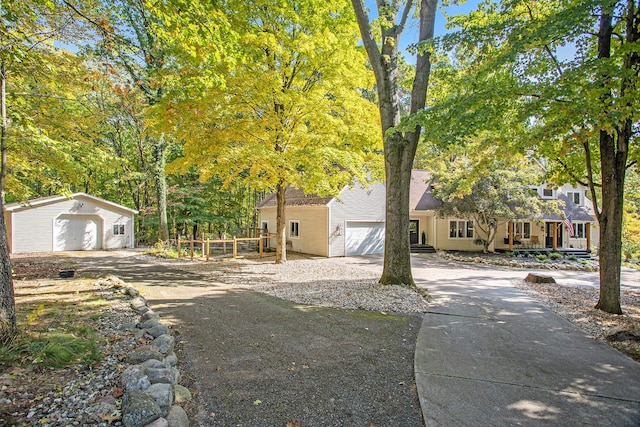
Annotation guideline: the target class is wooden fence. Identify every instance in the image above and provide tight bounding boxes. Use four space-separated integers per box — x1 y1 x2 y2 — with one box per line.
176 234 276 260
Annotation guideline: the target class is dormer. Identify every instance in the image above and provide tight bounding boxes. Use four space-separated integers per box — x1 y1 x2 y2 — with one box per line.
540 186 555 199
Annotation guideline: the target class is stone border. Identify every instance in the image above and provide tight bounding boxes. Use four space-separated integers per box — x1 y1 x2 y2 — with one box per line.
438 251 599 272
119 286 192 427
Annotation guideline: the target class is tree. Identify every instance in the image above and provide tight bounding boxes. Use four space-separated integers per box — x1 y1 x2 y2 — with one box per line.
351 0 438 286
418 0 638 313
430 152 551 253
150 0 382 263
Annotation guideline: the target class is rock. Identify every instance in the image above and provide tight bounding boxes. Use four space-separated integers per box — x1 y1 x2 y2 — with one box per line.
122 365 151 391
131 297 148 312
152 334 175 355
126 286 141 297
127 346 164 364
139 319 163 330
174 385 192 403
606 329 640 342
166 405 189 427
144 383 174 415
145 418 169 427
148 325 170 338
524 273 556 284
121 390 162 427
142 310 161 321
142 359 167 370
146 366 175 385
164 352 178 367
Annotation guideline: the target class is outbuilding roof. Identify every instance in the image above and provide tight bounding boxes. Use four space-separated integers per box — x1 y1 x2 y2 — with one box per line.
4 192 139 214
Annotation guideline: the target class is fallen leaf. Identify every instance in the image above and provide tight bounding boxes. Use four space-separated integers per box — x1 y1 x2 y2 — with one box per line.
111 387 125 398
287 421 302 427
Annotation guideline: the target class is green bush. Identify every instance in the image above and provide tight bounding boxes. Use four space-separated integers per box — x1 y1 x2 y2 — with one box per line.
549 252 564 260
535 254 549 263
567 254 578 261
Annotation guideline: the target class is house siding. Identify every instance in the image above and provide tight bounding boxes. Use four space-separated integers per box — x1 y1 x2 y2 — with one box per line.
434 217 482 251
7 195 135 253
258 206 329 257
329 183 386 257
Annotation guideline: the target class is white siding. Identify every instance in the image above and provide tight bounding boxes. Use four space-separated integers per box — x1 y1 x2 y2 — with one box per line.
329 182 386 257
8 195 135 253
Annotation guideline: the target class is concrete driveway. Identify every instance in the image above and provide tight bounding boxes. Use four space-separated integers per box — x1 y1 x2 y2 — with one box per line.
331 254 640 426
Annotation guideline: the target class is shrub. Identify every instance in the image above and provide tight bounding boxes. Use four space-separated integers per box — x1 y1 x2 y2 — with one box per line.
549 252 564 260
535 254 549 263
505 251 516 257
567 254 578 261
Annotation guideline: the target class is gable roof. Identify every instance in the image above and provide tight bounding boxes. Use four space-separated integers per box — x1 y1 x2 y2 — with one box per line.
410 170 443 211
4 192 139 214
257 171 441 210
256 187 335 208
542 194 595 222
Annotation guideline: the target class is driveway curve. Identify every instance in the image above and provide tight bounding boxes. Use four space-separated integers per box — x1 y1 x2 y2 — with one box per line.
72 252 424 426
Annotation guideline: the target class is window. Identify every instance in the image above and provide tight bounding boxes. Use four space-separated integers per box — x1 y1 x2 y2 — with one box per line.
542 188 554 198
261 221 268 232
514 221 531 239
449 220 473 238
567 191 581 205
289 221 299 238
573 223 586 238
113 224 125 235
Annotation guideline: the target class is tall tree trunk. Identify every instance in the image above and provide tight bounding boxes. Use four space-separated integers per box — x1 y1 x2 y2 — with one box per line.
153 137 169 241
596 129 625 314
275 181 287 264
352 0 437 286
0 60 16 343
594 2 638 314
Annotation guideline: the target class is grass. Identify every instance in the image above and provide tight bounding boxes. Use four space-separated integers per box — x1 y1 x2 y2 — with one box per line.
0 282 108 371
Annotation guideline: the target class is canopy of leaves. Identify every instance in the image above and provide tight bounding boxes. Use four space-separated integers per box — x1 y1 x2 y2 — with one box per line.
150 0 382 195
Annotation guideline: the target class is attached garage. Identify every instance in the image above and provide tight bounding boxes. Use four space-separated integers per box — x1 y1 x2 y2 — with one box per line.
345 221 385 256
4 193 137 254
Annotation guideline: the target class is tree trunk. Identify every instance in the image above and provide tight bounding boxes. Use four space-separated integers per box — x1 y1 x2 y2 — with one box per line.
596 130 624 314
0 60 16 343
380 133 416 285
275 182 287 264
153 137 169 241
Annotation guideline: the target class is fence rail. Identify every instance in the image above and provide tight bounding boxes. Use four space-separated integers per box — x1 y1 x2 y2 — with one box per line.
176 234 276 260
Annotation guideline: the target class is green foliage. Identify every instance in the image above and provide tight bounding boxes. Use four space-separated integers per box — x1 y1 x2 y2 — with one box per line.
567 254 578 261
430 155 555 253
549 252 564 260
535 254 549 263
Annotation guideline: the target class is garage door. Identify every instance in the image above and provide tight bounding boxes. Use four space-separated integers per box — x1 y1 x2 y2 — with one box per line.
54 214 101 251
345 221 385 256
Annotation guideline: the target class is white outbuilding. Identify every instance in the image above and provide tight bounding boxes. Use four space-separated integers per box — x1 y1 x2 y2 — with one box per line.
4 192 138 254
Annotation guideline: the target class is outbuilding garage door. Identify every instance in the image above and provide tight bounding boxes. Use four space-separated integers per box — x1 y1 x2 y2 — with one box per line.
54 214 102 251
345 221 385 256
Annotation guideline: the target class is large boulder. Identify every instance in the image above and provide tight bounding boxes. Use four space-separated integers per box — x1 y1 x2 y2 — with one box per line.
121 390 162 427
524 273 556 284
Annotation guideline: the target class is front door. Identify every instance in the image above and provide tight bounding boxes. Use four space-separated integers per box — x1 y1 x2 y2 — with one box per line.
409 220 419 245
545 222 563 248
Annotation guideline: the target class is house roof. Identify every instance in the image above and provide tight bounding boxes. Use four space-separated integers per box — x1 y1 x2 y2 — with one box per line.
410 170 443 211
257 171 441 211
4 192 139 214
542 194 595 222
256 187 335 208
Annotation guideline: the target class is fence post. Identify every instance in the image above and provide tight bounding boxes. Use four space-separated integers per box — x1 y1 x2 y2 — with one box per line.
201 233 205 259
259 234 263 258
233 236 237 259
206 239 210 261
190 239 194 260
177 237 181 259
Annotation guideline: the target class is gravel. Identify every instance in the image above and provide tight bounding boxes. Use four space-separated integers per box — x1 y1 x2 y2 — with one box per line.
3 283 140 427
158 255 430 314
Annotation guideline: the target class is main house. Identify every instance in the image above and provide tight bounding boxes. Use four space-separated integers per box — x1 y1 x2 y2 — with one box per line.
4 193 138 254
257 170 599 257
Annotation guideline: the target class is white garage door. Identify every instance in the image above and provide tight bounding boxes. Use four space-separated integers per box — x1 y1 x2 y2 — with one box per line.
345 221 385 256
54 214 101 251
